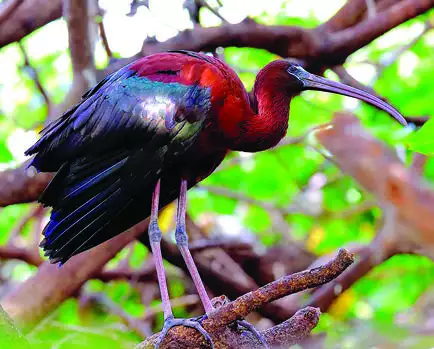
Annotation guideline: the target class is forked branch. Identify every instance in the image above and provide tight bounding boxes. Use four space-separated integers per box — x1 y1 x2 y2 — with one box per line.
138 249 354 348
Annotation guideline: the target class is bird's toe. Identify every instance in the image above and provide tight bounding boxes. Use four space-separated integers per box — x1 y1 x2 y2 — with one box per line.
155 315 214 349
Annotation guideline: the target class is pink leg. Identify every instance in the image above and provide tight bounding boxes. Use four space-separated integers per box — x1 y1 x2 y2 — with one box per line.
149 179 173 319
175 180 214 314
150 180 214 349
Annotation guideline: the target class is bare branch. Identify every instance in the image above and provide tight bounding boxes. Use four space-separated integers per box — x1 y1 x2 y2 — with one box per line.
325 0 434 63
198 0 229 24
97 11 113 59
59 0 97 108
263 307 320 348
0 0 24 26
139 249 353 348
18 41 52 115
0 163 52 208
0 0 62 48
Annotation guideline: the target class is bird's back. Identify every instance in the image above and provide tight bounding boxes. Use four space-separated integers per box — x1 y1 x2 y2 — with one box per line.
26 51 241 264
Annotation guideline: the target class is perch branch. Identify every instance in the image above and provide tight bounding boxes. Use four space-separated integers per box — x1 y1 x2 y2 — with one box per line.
139 249 353 348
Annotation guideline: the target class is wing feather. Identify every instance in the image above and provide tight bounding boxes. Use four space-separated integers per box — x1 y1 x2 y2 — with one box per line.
28 56 212 264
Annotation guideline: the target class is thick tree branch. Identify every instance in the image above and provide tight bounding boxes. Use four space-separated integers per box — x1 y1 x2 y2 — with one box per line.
138 249 353 348
59 0 97 115
325 0 434 63
0 164 52 207
0 0 62 48
0 0 24 26
106 0 434 75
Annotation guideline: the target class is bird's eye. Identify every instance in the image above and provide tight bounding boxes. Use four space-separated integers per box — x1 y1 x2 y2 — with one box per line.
287 65 300 74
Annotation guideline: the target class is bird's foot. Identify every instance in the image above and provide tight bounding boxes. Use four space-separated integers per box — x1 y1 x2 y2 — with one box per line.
230 319 269 349
155 315 214 349
212 295 269 348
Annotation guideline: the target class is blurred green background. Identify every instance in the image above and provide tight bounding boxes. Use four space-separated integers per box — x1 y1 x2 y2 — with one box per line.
0 0 434 348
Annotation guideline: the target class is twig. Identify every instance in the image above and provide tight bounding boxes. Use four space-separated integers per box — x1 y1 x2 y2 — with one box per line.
6 204 44 245
0 163 52 208
0 244 43 266
97 16 113 59
83 292 150 338
189 239 252 252
18 41 51 112
206 249 353 329
0 0 24 26
377 19 433 75
198 0 229 24
199 184 296 215
126 0 149 17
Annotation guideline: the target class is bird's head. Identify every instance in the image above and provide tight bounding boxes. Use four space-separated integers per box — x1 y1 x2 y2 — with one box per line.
255 60 407 126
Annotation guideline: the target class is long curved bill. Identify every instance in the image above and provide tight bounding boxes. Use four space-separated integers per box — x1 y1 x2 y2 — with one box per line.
290 66 407 126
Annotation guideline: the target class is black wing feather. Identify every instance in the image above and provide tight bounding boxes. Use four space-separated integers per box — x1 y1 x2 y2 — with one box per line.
28 63 211 264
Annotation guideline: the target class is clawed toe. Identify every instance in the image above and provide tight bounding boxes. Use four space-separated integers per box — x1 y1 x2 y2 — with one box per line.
155 315 214 349
232 319 269 349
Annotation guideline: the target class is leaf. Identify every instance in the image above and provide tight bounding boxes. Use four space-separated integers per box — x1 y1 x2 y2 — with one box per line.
406 117 434 155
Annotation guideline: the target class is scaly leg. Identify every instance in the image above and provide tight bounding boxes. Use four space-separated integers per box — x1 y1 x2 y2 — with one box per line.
150 180 213 349
175 181 269 349
175 179 214 313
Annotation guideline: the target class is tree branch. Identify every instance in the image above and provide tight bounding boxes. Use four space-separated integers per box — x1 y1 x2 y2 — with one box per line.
0 163 52 207
0 0 24 26
0 0 62 48
138 249 353 348
59 0 97 116
18 41 52 116
325 0 434 63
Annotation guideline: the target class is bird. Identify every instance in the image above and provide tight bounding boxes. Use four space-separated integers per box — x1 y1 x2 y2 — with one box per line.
25 50 406 348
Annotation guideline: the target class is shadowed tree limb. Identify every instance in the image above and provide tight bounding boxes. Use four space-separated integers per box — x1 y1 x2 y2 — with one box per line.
0 0 62 48
137 249 353 348
0 164 52 208
0 0 24 26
